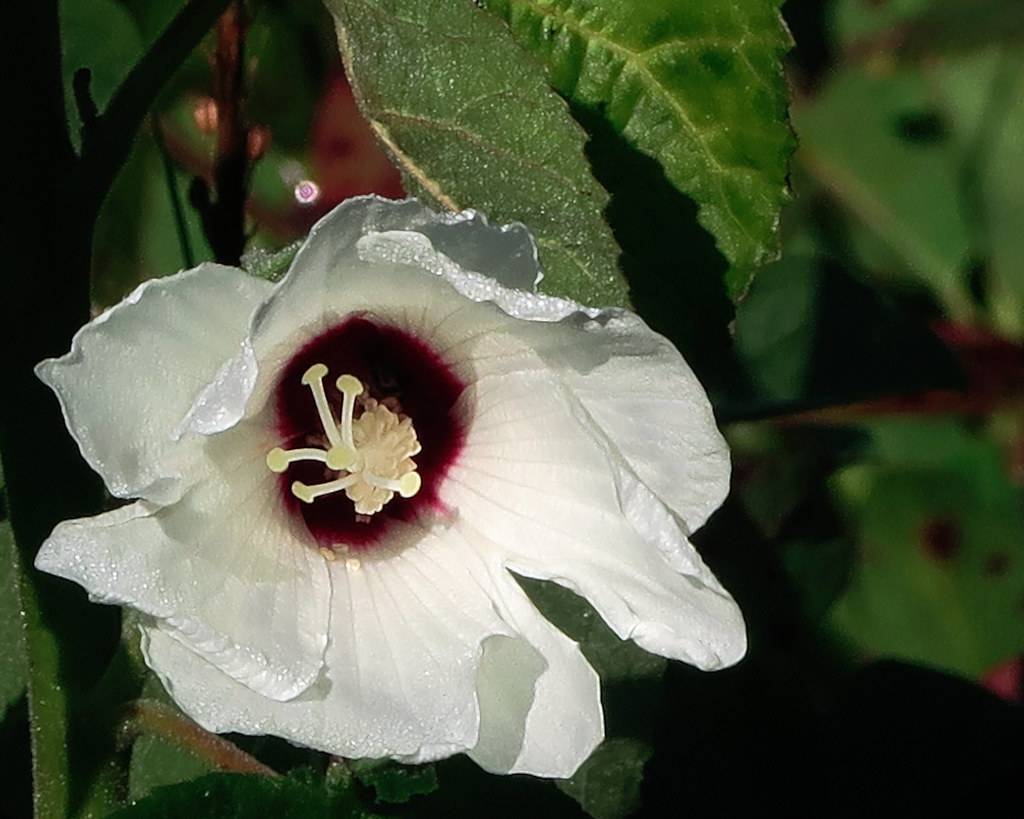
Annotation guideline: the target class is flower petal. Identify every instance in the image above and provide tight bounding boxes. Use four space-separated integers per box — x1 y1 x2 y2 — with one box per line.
354 215 728 532
561 313 730 534
467 527 603 777
35 441 330 701
443 371 746 670
139 519 603 776
36 264 271 504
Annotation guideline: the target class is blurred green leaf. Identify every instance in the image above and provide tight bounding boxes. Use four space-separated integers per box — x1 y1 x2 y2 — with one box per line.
0 519 28 720
92 134 210 306
981 55 1024 338
61 0 144 145
835 0 1024 60
348 759 438 804
794 67 973 316
114 772 377 818
247 0 329 154
734 255 817 401
934 48 1024 340
325 0 629 306
520 578 665 819
830 419 1024 678
486 0 794 300
732 253 962 413
831 0 929 47
781 538 855 624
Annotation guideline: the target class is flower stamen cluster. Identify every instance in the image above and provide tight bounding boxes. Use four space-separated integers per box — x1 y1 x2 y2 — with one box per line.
266 362 421 515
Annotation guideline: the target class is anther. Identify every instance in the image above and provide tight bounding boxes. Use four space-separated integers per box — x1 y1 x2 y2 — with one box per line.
301 362 342 447
326 444 358 471
362 471 422 498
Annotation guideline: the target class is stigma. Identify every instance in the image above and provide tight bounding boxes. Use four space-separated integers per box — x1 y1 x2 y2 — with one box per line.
266 363 422 516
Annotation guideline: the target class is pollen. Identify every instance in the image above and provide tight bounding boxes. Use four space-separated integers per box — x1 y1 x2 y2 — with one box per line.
268 364 422 516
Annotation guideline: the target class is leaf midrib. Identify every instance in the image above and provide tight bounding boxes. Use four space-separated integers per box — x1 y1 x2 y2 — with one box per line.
506 0 762 245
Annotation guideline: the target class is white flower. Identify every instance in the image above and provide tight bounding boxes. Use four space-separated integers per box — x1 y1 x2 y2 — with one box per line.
35 197 744 778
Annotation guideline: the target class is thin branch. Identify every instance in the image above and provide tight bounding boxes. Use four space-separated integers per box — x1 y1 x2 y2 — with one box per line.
121 700 279 778
78 0 233 214
201 0 253 265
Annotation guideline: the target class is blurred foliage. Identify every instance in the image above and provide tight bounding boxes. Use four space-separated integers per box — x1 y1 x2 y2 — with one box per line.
830 418 1024 677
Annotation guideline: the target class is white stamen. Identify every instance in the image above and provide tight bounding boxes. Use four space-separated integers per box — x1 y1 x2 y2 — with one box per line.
266 446 329 473
269 366 421 517
301 363 342 447
292 474 359 504
335 374 362 450
363 471 422 498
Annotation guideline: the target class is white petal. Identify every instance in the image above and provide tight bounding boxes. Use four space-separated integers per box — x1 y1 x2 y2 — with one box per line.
140 520 604 776
35 436 330 701
352 214 728 532
36 264 271 504
467 527 603 777
562 312 730 534
292 195 542 292
443 371 746 671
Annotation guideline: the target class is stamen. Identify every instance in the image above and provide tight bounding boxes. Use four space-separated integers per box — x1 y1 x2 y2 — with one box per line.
335 374 363 450
292 475 359 504
272 365 421 517
301 363 342 447
266 446 329 473
363 471 422 498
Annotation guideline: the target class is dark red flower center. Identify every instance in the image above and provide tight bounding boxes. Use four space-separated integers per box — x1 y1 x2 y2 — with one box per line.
271 316 466 553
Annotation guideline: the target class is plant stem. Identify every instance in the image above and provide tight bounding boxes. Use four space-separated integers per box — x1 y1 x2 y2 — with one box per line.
197 0 253 265
1 2 231 816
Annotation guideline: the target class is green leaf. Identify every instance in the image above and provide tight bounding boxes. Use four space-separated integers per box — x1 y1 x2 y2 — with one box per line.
485 0 794 300
520 578 665 819
61 0 144 147
0 519 28 720
556 738 651 819
793 66 973 317
348 759 438 804
113 772 377 819
829 420 1024 678
129 734 214 801
325 0 629 306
